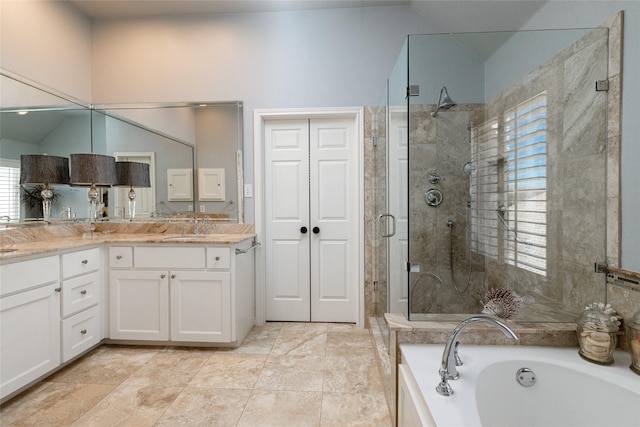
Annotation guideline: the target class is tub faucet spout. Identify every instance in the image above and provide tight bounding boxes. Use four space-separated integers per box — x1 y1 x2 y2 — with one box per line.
436 315 518 396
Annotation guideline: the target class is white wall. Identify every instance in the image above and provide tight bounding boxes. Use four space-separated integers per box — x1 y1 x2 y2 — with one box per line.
90 5 434 223
0 0 92 101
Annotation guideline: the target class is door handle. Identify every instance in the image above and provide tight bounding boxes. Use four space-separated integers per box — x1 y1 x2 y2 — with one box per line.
312 227 320 234
378 213 396 237
300 226 308 234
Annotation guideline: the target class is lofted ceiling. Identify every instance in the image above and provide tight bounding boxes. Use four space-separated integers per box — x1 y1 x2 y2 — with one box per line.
67 0 411 18
67 0 547 33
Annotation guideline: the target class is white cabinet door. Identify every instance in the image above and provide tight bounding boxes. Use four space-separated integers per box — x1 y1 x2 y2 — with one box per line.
110 270 169 341
170 271 231 342
0 284 60 400
167 168 193 201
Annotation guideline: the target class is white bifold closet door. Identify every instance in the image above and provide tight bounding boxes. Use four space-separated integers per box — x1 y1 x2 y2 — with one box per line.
264 117 358 323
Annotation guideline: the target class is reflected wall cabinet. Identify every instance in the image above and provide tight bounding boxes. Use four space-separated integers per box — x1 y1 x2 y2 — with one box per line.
167 168 193 201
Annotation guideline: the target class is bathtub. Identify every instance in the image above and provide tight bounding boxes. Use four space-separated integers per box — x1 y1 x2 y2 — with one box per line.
399 344 639 427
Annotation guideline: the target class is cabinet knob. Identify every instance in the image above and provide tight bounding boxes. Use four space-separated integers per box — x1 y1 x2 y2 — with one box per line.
55 287 61 293
161 274 166 279
171 274 176 279
312 227 320 234
80 329 87 335
81 259 88 264
80 290 87 295
215 256 220 261
116 255 122 260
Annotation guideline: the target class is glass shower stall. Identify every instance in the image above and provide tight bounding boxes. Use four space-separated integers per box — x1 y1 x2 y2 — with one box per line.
375 26 611 324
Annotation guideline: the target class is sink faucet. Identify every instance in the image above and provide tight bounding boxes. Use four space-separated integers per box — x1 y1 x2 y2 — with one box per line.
191 216 200 235
436 315 518 396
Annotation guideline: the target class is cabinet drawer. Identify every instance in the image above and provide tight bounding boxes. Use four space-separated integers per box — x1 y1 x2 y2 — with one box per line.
206 247 231 269
135 247 205 269
61 271 101 318
109 247 132 268
62 305 101 362
62 248 100 279
0 256 59 297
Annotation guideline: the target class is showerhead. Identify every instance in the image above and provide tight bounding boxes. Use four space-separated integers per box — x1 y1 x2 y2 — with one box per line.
431 86 456 117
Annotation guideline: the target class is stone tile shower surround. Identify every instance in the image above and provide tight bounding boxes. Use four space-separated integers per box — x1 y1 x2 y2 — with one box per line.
363 105 389 322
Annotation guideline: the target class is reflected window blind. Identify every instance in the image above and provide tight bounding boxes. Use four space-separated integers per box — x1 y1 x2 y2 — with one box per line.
0 160 21 221
470 118 499 259
502 92 548 276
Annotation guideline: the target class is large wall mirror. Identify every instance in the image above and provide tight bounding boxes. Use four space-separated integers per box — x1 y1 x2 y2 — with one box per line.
0 71 244 225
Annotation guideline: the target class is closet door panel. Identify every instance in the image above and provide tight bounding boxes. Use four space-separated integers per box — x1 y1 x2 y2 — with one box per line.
310 118 359 323
264 119 311 321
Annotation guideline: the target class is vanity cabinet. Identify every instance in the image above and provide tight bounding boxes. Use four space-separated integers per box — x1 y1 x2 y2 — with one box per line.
108 243 252 345
0 256 61 401
0 248 104 401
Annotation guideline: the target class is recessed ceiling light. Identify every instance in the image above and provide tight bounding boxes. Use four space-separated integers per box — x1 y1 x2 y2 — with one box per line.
17 111 28 115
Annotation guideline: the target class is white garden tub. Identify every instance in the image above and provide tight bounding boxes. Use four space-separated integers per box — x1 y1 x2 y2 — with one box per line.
399 344 639 427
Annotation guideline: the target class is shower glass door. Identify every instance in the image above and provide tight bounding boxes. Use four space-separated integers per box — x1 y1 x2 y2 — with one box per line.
403 27 610 322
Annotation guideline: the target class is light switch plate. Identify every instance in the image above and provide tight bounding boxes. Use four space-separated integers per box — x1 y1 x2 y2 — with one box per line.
244 184 253 198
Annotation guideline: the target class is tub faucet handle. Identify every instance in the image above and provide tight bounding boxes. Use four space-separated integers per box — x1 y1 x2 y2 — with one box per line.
436 373 453 396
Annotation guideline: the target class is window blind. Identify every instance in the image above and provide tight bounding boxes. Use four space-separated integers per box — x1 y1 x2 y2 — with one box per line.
502 92 548 276
0 160 21 221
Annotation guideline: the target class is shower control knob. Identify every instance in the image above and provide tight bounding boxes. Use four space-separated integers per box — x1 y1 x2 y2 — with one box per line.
313 227 320 234
300 227 308 234
425 189 444 207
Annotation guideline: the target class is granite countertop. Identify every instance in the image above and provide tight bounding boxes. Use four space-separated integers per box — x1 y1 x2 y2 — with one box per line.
0 232 256 261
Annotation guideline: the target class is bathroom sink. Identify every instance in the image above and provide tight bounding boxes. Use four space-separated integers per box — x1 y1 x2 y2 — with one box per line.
162 235 212 242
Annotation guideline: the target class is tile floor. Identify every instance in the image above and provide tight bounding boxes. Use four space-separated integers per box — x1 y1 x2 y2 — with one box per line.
0 322 392 426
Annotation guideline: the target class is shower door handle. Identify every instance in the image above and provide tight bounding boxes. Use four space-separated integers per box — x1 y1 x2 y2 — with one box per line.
378 213 396 238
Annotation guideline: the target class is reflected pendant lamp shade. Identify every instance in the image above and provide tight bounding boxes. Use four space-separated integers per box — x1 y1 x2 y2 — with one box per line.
19 154 70 185
116 161 150 220
115 161 151 188
70 153 117 186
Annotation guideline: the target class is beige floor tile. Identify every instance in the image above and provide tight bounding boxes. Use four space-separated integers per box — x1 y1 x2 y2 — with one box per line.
155 388 251 426
327 323 360 331
2 323 391 426
280 322 328 333
218 325 280 355
121 351 211 387
271 330 327 356
0 382 116 426
324 348 384 394
237 390 322 427
254 354 325 392
48 345 160 385
70 384 182 427
326 329 374 350
320 392 392 427
188 353 267 389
